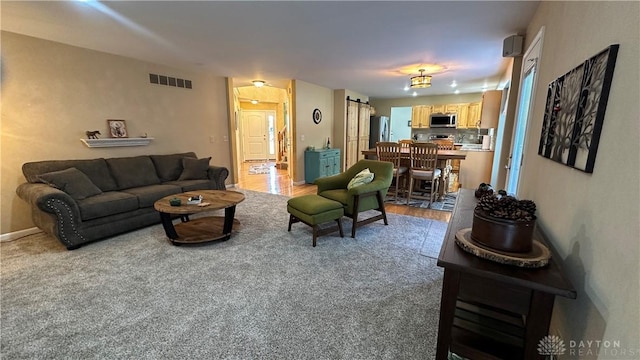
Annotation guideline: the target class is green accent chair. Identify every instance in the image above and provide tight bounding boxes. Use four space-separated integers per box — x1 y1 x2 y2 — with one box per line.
315 159 393 238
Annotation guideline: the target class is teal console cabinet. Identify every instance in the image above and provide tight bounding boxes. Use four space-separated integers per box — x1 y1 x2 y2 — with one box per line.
304 149 341 184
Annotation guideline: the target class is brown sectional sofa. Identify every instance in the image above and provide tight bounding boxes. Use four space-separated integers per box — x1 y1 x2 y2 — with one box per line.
16 152 228 250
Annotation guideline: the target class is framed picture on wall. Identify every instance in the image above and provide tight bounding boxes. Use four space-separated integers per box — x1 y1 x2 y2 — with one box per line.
107 119 128 138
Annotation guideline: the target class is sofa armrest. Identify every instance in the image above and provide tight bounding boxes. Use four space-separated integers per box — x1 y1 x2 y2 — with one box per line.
16 182 85 249
207 165 229 190
17 183 80 215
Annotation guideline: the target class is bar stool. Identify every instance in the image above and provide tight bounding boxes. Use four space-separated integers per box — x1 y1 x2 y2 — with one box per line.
376 142 407 201
398 139 414 149
433 140 455 194
406 143 441 208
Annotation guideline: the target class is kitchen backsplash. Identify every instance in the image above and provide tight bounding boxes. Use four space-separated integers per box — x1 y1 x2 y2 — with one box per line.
412 128 491 144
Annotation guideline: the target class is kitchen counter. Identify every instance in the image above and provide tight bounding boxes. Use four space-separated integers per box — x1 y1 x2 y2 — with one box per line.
414 141 492 152
454 143 493 152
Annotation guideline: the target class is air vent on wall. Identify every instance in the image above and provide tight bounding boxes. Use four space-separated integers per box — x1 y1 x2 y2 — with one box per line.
149 73 192 89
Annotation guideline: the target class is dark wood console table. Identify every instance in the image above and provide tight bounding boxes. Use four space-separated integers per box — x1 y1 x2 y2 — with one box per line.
436 189 576 360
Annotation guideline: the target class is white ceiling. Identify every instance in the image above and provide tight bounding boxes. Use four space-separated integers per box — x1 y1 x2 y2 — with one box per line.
1 1 540 98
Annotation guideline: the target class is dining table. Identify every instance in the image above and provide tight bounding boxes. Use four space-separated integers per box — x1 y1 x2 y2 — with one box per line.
361 147 468 201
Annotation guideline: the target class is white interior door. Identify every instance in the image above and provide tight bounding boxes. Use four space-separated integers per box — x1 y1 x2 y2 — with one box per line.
242 110 269 161
505 28 544 195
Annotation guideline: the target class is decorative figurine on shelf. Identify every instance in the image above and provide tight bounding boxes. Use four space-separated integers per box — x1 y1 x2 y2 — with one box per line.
85 130 101 139
140 133 148 138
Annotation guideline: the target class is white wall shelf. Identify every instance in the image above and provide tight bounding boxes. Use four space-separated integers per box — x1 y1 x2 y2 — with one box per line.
80 137 154 148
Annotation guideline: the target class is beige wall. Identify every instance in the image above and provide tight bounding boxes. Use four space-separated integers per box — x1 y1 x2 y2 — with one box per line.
523 2 639 350
369 93 483 118
1 32 231 234
292 80 334 183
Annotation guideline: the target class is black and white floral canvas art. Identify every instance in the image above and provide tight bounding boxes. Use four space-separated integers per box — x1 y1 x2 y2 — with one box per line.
538 45 618 173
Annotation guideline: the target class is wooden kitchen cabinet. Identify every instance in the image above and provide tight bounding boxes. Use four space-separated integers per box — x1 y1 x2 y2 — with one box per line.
445 104 460 114
431 104 446 114
480 90 502 129
456 104 470 129
411 105 431 128
467 102 482 128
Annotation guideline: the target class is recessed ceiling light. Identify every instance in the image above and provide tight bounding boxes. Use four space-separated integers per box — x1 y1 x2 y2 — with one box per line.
404 86 410 91
454 89 460 94
252 80 265 88
450 81 457 88
412 91 418 97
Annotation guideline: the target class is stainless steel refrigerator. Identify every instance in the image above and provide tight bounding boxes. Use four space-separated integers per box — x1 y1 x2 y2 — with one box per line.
369 116 390 148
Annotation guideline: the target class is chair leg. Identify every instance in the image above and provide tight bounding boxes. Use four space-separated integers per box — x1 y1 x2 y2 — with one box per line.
406 177 414 205
428 177 440 208
336 218 344 237
394 173 400 201
376 190 388 225
312 225 318 247
288 214 294 231
351 195 360 238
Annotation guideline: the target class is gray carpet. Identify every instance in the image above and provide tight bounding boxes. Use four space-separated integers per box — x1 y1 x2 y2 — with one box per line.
1 190 447 359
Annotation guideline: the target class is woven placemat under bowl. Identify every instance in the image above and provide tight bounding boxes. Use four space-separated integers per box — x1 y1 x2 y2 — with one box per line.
455 228 551 268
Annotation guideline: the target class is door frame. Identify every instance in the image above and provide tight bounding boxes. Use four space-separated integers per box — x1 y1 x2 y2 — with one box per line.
505 27 545 196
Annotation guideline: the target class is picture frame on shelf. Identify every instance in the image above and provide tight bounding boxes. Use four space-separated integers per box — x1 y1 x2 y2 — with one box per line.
107 119 128 138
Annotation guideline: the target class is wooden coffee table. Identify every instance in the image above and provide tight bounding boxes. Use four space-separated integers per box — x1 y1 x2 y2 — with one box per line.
154 190 245 245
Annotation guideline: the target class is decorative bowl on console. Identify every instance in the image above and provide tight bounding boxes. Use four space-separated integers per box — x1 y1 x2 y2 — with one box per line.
470 193 537 253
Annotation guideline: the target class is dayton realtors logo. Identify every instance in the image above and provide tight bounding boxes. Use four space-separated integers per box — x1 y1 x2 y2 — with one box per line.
538 335 567 359
538 335 638 358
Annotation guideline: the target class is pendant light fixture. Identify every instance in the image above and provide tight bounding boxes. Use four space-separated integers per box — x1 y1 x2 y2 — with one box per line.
410 69 432 89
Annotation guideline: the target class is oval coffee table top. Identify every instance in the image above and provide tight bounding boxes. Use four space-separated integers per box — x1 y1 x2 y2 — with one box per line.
154 190 245 215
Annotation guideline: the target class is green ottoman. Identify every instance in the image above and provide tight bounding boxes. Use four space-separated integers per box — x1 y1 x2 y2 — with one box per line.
287 194 345 247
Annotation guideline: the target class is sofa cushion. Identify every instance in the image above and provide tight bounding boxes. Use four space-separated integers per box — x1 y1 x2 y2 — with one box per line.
76 191 139 221
164 179 211 192
106 156 161 190
122 184 182 208
38 167 103 200
150 152 197 182
178 157 211 181
23 158 118 191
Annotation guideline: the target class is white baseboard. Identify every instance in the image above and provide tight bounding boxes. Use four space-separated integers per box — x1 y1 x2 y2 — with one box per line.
0 227 43 242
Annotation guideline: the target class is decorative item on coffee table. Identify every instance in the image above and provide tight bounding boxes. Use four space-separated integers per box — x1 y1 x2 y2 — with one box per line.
455 187 551 268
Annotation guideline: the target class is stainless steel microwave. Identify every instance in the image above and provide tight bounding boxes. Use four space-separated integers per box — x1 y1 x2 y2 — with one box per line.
430 113 457 128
